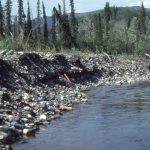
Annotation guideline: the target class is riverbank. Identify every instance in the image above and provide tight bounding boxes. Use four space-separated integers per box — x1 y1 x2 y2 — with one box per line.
0 50 149 149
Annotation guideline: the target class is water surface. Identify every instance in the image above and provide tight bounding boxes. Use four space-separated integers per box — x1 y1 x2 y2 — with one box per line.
13 83 150 150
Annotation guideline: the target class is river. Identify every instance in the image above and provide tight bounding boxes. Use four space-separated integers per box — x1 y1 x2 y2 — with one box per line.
13 83 150 150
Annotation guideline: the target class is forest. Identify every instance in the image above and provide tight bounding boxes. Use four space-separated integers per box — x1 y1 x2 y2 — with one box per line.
0 0 150 54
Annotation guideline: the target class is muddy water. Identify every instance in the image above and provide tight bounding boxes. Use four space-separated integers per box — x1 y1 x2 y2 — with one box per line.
13 83 150 150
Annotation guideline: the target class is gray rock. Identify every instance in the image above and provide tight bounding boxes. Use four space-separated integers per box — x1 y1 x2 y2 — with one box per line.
0 132 8 141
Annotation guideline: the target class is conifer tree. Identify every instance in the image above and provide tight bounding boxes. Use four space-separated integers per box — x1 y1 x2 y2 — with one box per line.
62 14 72 48
125 8 131 29
0 0 4 36
33 19 37 39
58 4 62 15
94 14 103 48
61 0 71 47
61 0 70 47
53 7 76 48
36 0 41 39
27 1 32 37
22 13 27 37
13 16 18 37
104 2 111 35
112 6 118 20
18 0 23 27
57 4 62 48
5 0 12 35
42 2 48 40
62 0 66 15
138 2 146 34
51 8 56 48
70 0 78 43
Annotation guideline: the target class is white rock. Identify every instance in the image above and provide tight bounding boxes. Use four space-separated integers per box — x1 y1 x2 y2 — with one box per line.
23 106 30 111
116 80 123 85
81 92 86 98
127 79 134 84
54 108 60 114
39 114 47 121
27 114 32 119
74 98 80 103
81 98 88 102
54 114 60 119
17 51 24 55
0 132 8 141
60 105 73 111
77 94 82 98
23 128 35 136
23 93 29 101
60 95 64 100
21 118 28 122
25 123 34 128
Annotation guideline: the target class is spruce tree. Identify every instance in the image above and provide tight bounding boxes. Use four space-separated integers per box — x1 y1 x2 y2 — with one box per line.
138 2 146 34
51 8 56 49
58 4 62 48
94 14 103 48
62 14 72 48
53 7 76 48
104 2 111 35
125 8 131 29
13 16 18 37
61 0 71 47
27 1 32 37
58 4 62 15
70 0 78 43
33 19 37 39
62 0 66 15
42 2 48 40
0 0 4 36
18 0 23 27
36 0 41 39
112 6 118 20
5 0 12 36
22 13 27 37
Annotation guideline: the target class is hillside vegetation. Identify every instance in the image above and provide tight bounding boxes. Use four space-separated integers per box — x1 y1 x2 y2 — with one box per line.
77 5 150 54
0 1 150 55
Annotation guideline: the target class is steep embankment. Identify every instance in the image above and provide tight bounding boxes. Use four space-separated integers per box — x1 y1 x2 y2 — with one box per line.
0 51 149 149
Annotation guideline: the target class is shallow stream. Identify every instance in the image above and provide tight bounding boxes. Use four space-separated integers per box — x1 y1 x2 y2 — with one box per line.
13 83 150 150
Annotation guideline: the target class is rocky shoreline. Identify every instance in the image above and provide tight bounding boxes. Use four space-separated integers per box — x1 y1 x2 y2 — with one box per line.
0 50 149 149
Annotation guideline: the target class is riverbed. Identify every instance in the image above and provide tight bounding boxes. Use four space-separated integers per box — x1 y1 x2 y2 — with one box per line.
13 83 150 150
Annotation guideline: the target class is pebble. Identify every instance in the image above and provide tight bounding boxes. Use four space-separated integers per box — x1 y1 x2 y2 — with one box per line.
0 132 8 141
60 105 73 111
22 93 29 101
39 114 47 121
22 128 35 136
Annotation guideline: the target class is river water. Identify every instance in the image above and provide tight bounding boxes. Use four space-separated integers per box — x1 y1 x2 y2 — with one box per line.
13 83 150 150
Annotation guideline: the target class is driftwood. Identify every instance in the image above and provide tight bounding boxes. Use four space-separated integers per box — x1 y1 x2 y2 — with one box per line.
145 53 150 59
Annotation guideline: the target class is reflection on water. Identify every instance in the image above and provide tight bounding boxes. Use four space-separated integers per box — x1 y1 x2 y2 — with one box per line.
13 83 150 150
